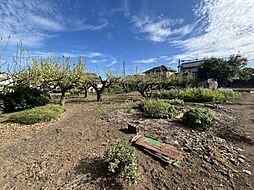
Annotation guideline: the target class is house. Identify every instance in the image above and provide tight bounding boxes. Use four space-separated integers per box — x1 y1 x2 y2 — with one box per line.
179 60 205 75
0 74 13 91
144 65 176 78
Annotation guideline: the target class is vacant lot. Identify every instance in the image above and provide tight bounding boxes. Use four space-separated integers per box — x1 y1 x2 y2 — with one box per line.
0 93 253 190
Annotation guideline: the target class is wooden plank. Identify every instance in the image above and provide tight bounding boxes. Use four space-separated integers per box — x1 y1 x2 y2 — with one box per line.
136 137 182 160
132 135 183 164
127 123 140 134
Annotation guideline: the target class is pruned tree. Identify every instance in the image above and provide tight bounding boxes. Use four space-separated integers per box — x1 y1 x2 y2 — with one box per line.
121 73 197 97
87 72 120 101
53 57 86 106
121 74 162 97
0 43 54 112
165 75 196 88
71 72 96 98
24 56 86 106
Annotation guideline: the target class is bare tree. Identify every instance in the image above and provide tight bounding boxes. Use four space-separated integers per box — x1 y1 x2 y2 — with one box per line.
88 73 120 101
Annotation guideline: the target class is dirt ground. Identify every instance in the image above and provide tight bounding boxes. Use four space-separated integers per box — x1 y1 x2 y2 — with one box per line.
0 93 253 190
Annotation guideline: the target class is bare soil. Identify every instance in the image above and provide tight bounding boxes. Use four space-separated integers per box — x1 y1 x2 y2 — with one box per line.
0 93 253 190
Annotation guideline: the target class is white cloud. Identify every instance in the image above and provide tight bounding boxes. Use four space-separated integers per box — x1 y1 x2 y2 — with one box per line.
134 58 158 64
0 0 64 47
81 52 118 67
106 57 118 67
133 55 173 64
159 55 173 61
131 16 192 42
91 60 99 63
72 19 109 31
173 0 254 61
29 15 65 32
31 51 105 59
0 0 109 48
83 52 104 58
31 51 80 58
31 50 118 67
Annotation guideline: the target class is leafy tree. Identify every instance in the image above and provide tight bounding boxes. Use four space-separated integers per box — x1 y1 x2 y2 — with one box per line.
239 67 254 81
53 57 86 106
197 54 247 86
0 57 52 112
23 56 86 106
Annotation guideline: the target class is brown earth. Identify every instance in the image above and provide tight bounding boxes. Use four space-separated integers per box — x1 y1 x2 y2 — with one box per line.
0 93 253 190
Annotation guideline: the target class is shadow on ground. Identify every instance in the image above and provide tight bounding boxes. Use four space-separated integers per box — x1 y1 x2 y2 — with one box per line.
73 157 123 190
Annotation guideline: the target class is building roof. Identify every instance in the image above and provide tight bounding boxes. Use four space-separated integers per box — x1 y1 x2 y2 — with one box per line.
179 60 205 69
144 65 176 73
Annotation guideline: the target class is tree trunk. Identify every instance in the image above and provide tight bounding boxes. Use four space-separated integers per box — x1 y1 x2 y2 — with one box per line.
122 83 129 93
60 91 66 106
96 91 102 101
84 88 88 98
139 90 146 97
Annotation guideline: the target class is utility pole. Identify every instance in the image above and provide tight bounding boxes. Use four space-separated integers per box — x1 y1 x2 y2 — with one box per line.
178 59 181 74
123 61 126 77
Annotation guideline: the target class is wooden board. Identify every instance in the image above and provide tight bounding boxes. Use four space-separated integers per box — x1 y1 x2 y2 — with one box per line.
132 135 183 164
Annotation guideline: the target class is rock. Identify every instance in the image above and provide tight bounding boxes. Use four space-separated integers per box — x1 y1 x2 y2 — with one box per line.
203 155 210 162
173 178 179 184
55 128 62 133
213 136 226 144
243 170 252 175
183 146 192 153
238 154 246 159
229 158 239 166
220 169 229 176
175 113 183 119
235 148 244 152
238 158 245 163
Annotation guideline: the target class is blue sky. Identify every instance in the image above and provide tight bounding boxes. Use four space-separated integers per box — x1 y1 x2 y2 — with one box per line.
0 0 254 76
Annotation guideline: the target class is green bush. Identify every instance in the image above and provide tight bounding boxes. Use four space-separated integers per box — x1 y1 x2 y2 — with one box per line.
125 108 135 114
140 99 178 118
152 88 237 103
7 105 65 124
104 140 138 184
165 99 184 105
182 108 217 130
0 85 50 113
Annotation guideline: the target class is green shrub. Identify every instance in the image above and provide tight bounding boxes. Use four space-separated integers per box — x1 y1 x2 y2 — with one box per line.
140 99 178 118
0 85 50 113
152 88 237 103
182 108 217 130
125 108 135 114
166 99 184 105
104 140 138 184
7 105 65 124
